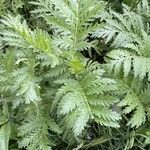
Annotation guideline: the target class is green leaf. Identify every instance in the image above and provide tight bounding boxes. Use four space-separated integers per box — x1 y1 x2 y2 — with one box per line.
0 124 11 150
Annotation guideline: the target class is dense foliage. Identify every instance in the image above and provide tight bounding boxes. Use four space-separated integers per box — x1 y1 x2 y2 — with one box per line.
0 0 149 149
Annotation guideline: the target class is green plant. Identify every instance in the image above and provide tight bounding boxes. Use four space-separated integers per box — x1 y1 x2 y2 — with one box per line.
0 0 121 149
0 0 149 150
93 0 150 144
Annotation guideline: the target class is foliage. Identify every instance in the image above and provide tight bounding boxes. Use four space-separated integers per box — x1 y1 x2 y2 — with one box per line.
0 0 149 150
93 0 150 129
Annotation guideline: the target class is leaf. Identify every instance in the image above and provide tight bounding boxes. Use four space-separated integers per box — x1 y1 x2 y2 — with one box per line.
127 105 146 128
73 109 90 136
0 124 11 150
